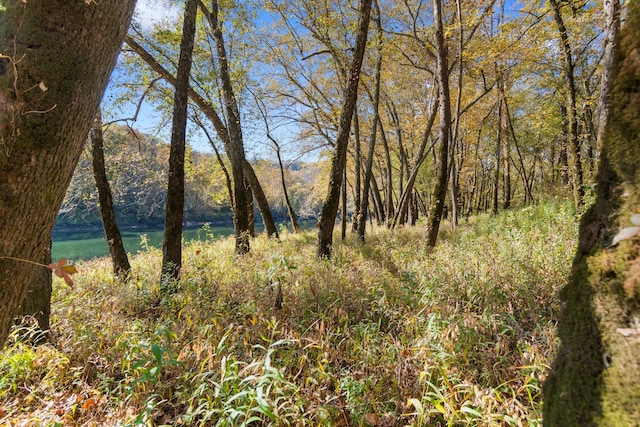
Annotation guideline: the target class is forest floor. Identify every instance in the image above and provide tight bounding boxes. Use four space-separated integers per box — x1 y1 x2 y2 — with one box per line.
1 199 578 426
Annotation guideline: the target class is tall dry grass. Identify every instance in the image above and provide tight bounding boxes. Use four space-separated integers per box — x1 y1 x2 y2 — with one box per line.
0 199 577 426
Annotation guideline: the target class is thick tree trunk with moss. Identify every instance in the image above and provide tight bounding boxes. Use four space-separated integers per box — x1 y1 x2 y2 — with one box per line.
90 110 131 279
0 0 136 346
317 0 372 258
544 2 640 424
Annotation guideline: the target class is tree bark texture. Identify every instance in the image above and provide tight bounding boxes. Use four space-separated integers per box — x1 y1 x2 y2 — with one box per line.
242 159 278 239
206 0 250 254
125 32 279 243
162 0 198 280
492 96 502 215
392 98 438 229
378 121 392 226
558 103 570 186
550 0 583 210
90 110 131 279
275 145 301 233
317 0 373 258
356 0 382 243
425 0 451 248
500 87 511 209
19 234 51 340
544 2 640 423
448 0 464 230
596 0 621 153
0 0 136 345
351 107 361 234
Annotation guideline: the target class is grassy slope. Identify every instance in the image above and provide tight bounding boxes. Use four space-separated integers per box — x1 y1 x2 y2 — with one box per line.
0 200 578 426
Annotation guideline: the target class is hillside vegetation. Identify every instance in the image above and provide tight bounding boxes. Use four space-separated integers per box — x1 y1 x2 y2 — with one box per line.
1 200 577 426
57 125 325 229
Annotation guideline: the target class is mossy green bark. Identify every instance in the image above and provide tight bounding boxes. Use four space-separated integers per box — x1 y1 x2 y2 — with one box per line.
543 2 640 425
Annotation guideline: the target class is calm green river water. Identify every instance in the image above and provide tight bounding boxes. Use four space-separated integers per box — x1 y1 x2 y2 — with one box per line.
52 224 238 261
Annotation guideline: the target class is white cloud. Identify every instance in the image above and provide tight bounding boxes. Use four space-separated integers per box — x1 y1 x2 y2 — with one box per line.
133 0 181 30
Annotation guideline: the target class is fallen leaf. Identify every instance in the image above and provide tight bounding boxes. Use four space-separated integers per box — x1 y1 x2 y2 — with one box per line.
363 413 395 426
363 413 380 425
82 397 97 411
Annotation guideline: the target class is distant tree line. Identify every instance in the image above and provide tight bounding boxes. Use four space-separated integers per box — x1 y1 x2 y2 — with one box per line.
55 125 324 229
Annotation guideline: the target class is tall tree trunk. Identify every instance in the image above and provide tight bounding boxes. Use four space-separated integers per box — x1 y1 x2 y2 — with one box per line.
378 121 393 226
0 0 136 346
205 0 250 253
596 0 621 154
425 0 452 247
162 0 198 282
386 99 406 198
492 96 502 215
19 234 51 341
275 145 301 233
503 92 535 204
467 129 483 215
245 181 255 238
356 0 382 243
317 0 373 258
500 87 511 209
253 90 301 234
392 97 439 229
544 3 640 422
351 107 361 234
125 35 279 242
370 172 385 226
550 0 583 210
242 161 279 239
341 166 348 240
194 117 235 212
90 109 131 279
582 101 597 177
559 103 570 186
448 0 464 230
